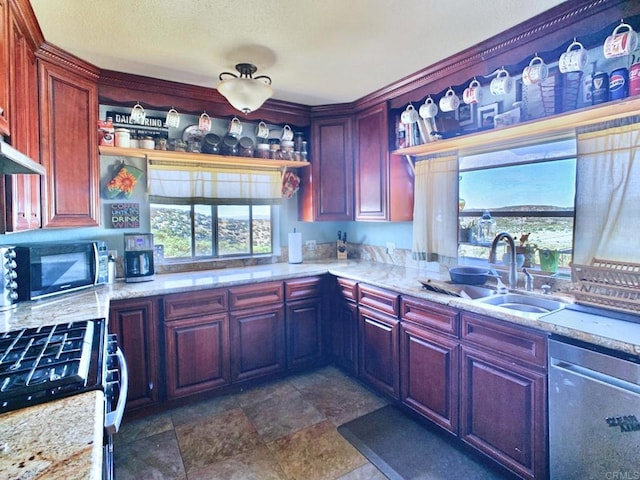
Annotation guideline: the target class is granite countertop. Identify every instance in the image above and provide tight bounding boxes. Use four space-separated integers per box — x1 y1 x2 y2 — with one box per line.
0 259 639 479
2 259 639 355
0 391 104 480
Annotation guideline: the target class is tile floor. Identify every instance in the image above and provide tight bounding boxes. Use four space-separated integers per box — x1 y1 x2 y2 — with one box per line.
114 366 390 480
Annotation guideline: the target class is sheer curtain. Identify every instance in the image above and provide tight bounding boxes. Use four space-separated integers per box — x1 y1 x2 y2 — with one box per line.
412 153 459 262
574 121 640 264
147 159 282 204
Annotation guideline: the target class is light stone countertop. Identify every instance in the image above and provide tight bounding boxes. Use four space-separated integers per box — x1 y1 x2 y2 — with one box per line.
2 259 639 355
1 259 639 480
0 390 104 480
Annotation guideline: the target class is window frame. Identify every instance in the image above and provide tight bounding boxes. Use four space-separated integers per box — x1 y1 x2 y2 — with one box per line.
150 201 275 261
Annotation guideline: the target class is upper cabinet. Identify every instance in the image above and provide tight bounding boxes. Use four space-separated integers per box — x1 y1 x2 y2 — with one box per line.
354 104 413 222
299 115 353 221
2 0 41 232
0 0 9 136
38 52 100 228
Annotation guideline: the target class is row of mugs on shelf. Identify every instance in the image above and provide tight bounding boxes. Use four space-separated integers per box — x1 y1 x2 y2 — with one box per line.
401 21 639 123
128 103 294 141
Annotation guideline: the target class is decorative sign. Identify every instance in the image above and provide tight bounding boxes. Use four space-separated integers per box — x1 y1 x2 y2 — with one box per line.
106 110 169 138
111 203 140 229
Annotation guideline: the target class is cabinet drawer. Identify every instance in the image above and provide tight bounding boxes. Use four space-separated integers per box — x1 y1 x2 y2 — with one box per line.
358 284 399 317
285 276 324 301
400 296 459 337
229 281 284 310
164 289 228 321
336 277 358 302
460 312 547 369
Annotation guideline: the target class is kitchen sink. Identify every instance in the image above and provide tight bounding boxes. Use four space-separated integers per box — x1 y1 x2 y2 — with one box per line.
475 293 566 314
459 285 496 299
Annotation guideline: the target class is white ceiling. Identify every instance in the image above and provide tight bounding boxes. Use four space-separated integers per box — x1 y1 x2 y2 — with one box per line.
29 0 566 106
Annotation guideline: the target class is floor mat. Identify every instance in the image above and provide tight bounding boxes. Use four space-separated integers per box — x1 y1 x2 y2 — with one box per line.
338 405 512 480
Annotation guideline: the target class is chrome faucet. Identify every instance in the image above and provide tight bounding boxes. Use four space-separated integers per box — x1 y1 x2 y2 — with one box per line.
488 232 518 289
523 268 534 292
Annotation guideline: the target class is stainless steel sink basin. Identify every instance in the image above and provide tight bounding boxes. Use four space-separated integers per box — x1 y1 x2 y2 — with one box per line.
475 293 565 314
459 285 496 299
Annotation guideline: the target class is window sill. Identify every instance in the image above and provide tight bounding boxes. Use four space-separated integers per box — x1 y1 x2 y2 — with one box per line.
155 254 281 274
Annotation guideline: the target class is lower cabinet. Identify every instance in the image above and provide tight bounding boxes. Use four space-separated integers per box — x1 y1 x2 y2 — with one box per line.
460 312 548 480
109 297 160 410
285 276 325 371
230 303 286 382
400 322 459 433
359 305 400 399
286 298 323 370
329 277 359 375
163 289 230 400
229 281 286 383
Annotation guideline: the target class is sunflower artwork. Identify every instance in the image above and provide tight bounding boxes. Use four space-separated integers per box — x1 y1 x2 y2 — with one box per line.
104 164 144 199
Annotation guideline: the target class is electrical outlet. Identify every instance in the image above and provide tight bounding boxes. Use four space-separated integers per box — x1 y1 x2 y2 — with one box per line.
386 242 396 254
305 240 316 250
108 250 118 258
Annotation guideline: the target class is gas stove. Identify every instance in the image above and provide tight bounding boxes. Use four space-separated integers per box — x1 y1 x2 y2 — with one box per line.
0 319 105 413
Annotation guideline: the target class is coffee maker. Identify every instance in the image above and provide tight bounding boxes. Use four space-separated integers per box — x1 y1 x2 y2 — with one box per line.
124 233 154 283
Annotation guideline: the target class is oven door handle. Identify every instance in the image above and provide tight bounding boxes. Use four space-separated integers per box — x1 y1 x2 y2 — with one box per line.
105 347 128 435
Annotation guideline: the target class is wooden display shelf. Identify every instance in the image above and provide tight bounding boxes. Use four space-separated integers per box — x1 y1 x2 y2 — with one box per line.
394 96 640 158
99 146 310 170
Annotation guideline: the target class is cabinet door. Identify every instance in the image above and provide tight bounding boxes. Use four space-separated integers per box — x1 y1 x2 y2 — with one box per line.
460 345 547 480
354 104 413 222
3 2 40 232
359 305 399 399
38 58 99 228
354 104 388 221
230 303 286 382
400 322 459 433
109 298 160 410
165 313 230 400
333 298 359 375
0 0 9 136
286 297 323 371
298 116 353 221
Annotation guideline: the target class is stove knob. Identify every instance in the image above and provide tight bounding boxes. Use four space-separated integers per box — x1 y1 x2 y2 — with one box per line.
9 281 17 290
9 270 17 279
10 292 18 300
7 250 16 259
8 260 16 269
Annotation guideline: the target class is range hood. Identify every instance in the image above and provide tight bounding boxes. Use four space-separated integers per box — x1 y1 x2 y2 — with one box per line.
0 140 45 175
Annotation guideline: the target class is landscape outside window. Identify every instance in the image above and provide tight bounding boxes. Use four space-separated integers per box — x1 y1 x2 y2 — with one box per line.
458 139 577 270
150 203 273 260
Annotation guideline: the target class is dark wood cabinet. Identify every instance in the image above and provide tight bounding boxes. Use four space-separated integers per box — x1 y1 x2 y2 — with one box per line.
285 277 324 371
2 0 40 233
400 297 460 433
358 284 400 398
163 289 230 400
460 312 547 480
298 115 353 221
359 305 400 399
331 277 359 375
38 56 100 228
0 0 10 136
229 282 286 383
109 297 160 410
354 104 413 222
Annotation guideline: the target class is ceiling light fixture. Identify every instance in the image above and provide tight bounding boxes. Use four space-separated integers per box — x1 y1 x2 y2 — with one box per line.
217 63 274 115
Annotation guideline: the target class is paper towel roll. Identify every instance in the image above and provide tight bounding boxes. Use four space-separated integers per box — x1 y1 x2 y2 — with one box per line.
288 232 302 264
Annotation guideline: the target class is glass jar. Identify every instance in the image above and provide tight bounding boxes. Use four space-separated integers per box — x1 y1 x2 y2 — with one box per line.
477 210 497 243
170 139 186 152
187 141 201 153
155 137 168 151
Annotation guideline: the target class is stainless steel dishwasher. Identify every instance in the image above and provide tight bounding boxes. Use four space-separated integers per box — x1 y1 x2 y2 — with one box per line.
548 336 640 479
